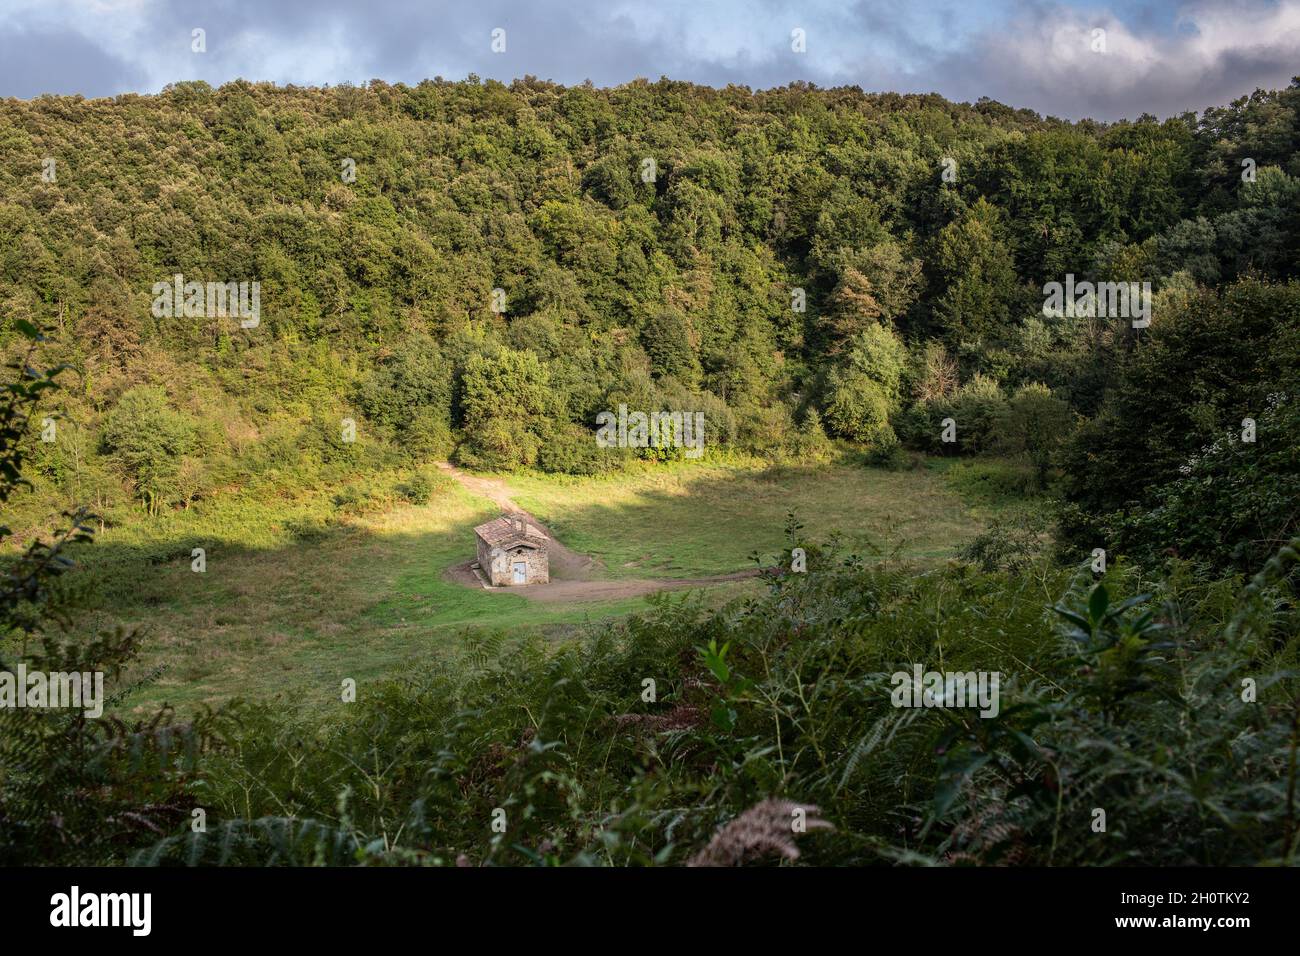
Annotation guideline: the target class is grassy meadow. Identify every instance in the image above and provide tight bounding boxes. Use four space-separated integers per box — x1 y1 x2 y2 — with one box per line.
64 453 1005 713
509 456 997 573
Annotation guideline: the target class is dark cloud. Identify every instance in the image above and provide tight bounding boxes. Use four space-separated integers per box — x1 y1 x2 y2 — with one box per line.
0 0 1295 120
0 25 147 100
921 1 1300 120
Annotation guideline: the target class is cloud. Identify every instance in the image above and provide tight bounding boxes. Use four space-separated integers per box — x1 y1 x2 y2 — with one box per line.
0 23 148 100
927 0 1300 119
0 0 1296 120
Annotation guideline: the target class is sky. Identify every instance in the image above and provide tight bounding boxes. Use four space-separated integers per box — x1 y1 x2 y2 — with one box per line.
0 0 1296 120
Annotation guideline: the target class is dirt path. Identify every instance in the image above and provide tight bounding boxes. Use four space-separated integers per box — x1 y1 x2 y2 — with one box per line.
436 462 597 580
436 462 760 602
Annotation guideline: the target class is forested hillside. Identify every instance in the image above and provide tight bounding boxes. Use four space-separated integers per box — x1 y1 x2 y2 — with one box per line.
2 76 1300 869
1 77 1297 569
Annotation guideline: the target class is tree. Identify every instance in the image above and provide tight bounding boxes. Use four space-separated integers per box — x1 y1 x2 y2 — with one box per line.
930 199 1020 347
459 347 553 469
819 267 882 353
356 333 453 456
911 341 959 402
1059 277 1300 559
819 241 923 352
100 387 197 515
822 323 908 444
824 368 893 445
641 308 701 385
1005 382 1074 487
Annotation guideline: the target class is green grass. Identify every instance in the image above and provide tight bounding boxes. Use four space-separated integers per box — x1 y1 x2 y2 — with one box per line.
51 454 1001 714
508 456 992 574
76 480 725 715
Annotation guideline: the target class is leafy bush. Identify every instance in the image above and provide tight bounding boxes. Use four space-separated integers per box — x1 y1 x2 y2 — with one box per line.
824 323 908 447
925 551 1300 865
1004 383 1074 487
1059 277 1300 559
538 423 626 475
863 430 908 470
332 481 388 514
948 374 1010 454
283 513 337 541
1107 392 1300 572
459 348 553 469
825 370 895 445
641 309 701 385
959 511 1050 572
792 408 834 462
355 334 453 452
100 386 198 514
894 399 951 454
398 471 434 504
944 457 1039 503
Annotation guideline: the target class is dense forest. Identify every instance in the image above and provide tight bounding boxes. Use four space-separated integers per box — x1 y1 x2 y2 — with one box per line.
1 76 1297 566
1 77 1298 866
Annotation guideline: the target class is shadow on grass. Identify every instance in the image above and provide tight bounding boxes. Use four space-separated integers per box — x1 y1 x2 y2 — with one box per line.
32 457 985 714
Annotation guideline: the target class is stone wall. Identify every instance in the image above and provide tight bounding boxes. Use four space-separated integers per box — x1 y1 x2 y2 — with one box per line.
516 545 549 585
476 536 549 586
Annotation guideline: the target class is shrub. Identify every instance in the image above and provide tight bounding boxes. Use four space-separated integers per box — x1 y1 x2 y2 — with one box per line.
538 423 625 475
100 386 198 514
332 482 386 514
456 417 542 471
863 430 907 470
402 408 454 460
824 369 895 445
284 513 338 541
735 403 797 456
459 348 552 470
355 334 453 444
398 471 434 504
894 399 951 454
959 511 1050 571
641 308 701 385
1107 392 1300 573
1004 382 1075 487
949 373 1009 454
944 457 1039 502
792 408 834 462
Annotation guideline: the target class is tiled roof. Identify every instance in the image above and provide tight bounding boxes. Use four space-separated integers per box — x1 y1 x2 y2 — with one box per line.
473 514 548 550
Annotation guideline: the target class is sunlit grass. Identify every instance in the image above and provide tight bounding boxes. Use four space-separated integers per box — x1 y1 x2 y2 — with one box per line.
509 456 991 575
64 455 997 714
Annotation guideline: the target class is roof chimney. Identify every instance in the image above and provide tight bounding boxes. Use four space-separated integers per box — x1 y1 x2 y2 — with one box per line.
511 514 525 534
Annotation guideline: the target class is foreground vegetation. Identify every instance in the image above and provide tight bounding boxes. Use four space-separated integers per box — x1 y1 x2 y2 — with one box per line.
159 542 1293 867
